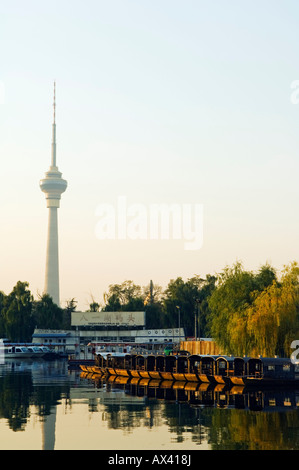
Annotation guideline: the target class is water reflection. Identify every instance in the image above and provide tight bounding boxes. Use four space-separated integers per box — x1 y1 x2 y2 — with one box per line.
0 360 71 449
85 372 299 412
0 360 299 450
79 373 299 449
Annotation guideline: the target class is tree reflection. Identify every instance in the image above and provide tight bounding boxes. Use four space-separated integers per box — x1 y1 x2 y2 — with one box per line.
0 370 33 431
93 378 299 450
1 363 299 450
0 362 70 432
209 407 299 450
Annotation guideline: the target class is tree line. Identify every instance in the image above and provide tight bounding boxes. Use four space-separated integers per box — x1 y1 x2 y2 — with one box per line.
0 282 75 342
208 261 299 357
99 277 216 338
87 260 299 357
1 260 299 357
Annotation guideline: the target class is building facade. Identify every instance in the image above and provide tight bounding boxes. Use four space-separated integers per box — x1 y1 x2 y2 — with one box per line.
32 310 185 356
72 311 184 351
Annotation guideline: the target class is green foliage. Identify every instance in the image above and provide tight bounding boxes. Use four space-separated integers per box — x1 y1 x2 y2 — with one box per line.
162 276 209 336
2 282 34 342
0 282 77 341
208 261 299 356
246 262 299 357
2 260 299 357
102 276 216 336
103 281 144 312
62 298 77 329
33 294 63 329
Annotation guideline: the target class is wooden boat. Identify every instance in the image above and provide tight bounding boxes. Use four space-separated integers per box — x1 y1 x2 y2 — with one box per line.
148 371 161 379
87 365 102 375
130 370 141 378
136 355 150 378
81 351 299 387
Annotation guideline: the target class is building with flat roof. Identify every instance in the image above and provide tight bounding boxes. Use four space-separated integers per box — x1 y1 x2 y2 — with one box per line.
32 310 185 356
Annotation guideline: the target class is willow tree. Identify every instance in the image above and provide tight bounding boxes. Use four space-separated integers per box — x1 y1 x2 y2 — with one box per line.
208 262 277 355
247 262 299 357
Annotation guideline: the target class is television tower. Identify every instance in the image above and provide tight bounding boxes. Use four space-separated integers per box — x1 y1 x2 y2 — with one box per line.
40 83 67 306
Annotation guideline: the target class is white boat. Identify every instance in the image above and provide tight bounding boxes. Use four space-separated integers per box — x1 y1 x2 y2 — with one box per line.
26 346 46 358
39 346 54 355
0 344 34 358
33 345 57 358
0 339 57 360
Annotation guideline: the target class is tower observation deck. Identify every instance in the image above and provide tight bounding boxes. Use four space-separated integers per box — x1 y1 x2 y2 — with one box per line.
40 83 67 306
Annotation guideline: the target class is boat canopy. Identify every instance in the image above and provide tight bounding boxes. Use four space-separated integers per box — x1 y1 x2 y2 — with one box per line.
259 357 292 366
155 355 165 371
146 355 156 369
164 355 176 372
215 356 234 372
176 355 189 372
188 355 202 373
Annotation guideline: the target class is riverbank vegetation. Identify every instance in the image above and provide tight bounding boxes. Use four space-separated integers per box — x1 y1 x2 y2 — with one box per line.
0 261 299 357
0 282 75 342
209 261 299 357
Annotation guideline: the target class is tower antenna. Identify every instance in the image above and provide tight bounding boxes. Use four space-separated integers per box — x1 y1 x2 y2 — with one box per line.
53 81 56 124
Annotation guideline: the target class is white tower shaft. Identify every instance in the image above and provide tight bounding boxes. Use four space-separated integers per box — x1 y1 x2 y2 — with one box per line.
40 83 67 306
45 207 59 305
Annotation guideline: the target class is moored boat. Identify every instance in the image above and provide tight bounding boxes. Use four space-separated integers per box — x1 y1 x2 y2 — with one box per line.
0 344 34 359
26 346 47 358
82 351 299 387
0 339 57 360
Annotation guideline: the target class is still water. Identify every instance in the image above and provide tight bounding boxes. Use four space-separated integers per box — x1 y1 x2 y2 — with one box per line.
0 359 299 450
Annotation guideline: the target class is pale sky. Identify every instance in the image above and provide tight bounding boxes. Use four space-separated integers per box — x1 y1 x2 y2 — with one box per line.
1 0 299 311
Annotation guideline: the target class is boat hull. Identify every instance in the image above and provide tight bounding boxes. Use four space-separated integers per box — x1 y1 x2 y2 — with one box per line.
148 371 161 380
184 373 198 382
197 374 210 383
160 372 174 381
91 366 103 375
172 373 186 382
139 370 150 379
115 368 130 377
230 376 245 386
4 352 33 359
213 375 228 384
87 353 299 388
130 370 141 378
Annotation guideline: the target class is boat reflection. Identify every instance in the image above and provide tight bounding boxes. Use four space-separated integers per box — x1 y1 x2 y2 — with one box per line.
0 360 298 450
81 372 299 412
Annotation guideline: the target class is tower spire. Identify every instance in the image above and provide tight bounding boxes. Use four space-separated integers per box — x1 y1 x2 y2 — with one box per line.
53 81 56 124
51 81 56 167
